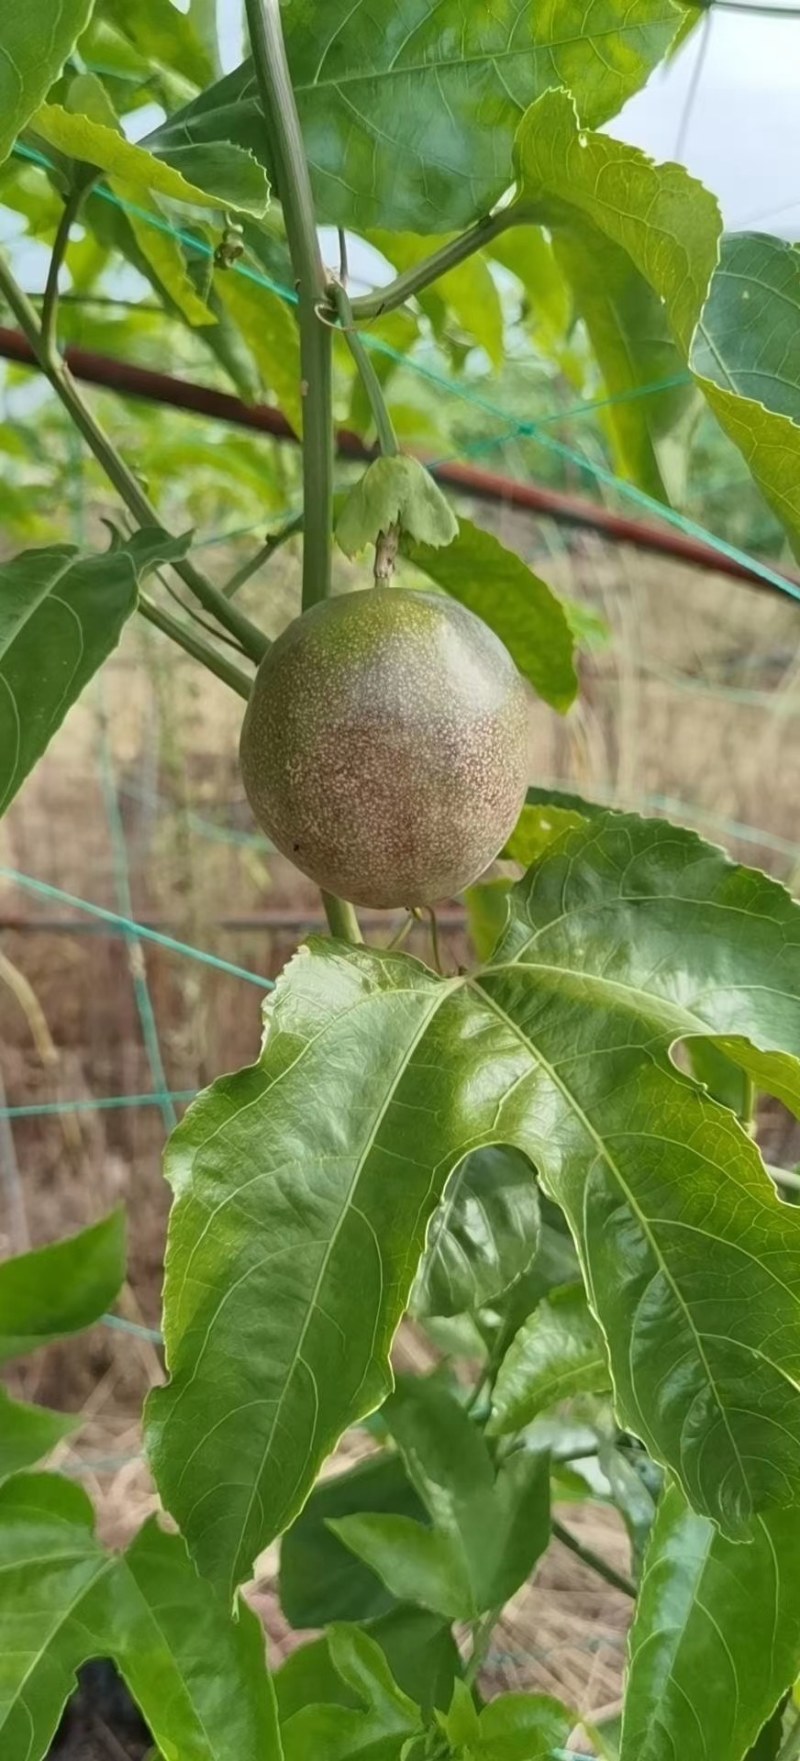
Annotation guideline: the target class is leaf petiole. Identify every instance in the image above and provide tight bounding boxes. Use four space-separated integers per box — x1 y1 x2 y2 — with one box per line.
138 596 253 700
465 1605 503 1685
330 280 398 457
552 1518 636 1600
349 210 517 321
222 512 305 596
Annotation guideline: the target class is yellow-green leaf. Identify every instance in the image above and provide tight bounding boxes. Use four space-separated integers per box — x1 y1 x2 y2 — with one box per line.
512 91 800 553
215 269 303 435
503 802 587 865
489 1284 610 1434
31 103 270 215
405 516 578 711
489 226 572 358
514 88 720 357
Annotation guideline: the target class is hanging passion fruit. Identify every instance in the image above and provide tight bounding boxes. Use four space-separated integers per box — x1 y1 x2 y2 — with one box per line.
239 588 529 909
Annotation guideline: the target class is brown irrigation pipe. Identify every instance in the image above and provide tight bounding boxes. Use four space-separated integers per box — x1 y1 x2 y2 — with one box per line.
0 325 794 597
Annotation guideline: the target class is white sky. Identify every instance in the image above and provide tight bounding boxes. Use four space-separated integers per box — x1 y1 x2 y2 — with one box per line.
617 7 800 236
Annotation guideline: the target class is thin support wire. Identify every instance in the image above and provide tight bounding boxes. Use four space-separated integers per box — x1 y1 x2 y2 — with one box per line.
95 697 178 1134
0 869 273 989
674 7 712 161
65 418 180 1137
0 1093 197 1119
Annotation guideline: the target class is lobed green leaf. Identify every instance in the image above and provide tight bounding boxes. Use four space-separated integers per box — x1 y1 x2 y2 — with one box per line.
0 1474 281 1761
149 813 800 1594
148 2 682 233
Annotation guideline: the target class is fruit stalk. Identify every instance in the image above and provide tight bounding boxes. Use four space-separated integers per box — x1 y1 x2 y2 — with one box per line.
349 211 516 321
320 893 363 945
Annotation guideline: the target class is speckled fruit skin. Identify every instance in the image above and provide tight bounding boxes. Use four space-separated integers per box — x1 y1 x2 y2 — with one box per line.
239 588 530 909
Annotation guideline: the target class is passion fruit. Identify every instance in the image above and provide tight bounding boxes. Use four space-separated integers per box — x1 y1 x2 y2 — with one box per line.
239 587 529 909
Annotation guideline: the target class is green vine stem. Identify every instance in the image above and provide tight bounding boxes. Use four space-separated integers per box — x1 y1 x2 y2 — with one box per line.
152 566 252 656
138 596 253 700
244 0 362 946
551 1518 637 1600
349 209 516 321
465 1605 503 1685
0 252 269 665
222 511 305 597
244 0 334 614
40 179 93 364
329 281 398 457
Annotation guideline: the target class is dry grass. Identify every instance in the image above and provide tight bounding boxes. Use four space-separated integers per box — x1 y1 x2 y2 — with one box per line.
1 511 799 1729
